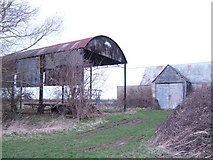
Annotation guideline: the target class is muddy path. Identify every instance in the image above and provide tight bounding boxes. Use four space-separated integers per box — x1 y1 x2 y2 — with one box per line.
80 137 134 152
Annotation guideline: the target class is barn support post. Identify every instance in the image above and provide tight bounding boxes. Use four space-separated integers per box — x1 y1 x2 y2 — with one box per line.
124 63 127 112
10 74 17 112
62 85 64 104
19 82 23 109
184 81 187 98
11 82 17 112
89 66 92 100
38 55 45 114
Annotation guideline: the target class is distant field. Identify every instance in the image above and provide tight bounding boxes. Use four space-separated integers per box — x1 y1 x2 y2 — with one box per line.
3 108 172 158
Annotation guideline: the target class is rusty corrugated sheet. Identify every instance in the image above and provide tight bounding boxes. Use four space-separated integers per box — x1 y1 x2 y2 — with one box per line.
2 54 16 87
152 65 189 83
44 50 84 86
174 62 211 84
44 66 83 86
156 83 183 109
2 35 127 87
45 50 84 70
141 62 211 85
6 35 127 65
16 57 40 87
85 36 127 64
14 37 93 60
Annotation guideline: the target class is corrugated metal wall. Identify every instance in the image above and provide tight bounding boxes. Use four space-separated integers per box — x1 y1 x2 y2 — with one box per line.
44 50 84 86
153 65 188 83
156 83 183 109
16 57 40 87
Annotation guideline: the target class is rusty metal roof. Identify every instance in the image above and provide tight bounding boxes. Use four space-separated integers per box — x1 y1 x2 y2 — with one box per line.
5 35 127 65
13 37 94 59
152 64 190 83
141 62 211 85
2 35 127 88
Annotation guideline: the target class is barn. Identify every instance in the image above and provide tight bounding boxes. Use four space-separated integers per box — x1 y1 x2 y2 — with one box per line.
2 35 128 113
141 62 211 109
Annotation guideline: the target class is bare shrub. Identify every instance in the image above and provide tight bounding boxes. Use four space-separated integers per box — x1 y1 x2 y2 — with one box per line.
44 51 102 119
150 86 212 158
117 85 153 108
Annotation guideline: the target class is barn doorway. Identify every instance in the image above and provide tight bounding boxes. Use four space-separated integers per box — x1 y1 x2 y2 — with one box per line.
156 83 184 109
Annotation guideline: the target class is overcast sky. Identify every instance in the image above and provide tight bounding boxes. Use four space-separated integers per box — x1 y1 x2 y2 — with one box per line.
29 0 211 99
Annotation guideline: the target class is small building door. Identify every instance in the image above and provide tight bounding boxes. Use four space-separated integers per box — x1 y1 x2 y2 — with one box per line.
156 83 184 109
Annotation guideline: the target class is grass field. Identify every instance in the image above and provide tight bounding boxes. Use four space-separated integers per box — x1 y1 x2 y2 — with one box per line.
3 108 172 158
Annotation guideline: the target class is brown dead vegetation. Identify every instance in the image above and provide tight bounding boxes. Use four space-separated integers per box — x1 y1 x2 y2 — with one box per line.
117 85 153 108
3 113 106 135
61 101 102 120
150 86 212 158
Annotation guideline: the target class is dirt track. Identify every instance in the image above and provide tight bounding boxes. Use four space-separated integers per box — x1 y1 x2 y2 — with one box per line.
81 137 134 152
77 118 144 137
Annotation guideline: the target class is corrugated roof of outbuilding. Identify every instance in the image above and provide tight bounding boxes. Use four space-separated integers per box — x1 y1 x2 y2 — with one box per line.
152 64 190 83
141 62 211 85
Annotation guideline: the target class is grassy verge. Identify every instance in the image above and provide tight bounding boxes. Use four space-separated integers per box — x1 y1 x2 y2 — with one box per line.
3 109 172 158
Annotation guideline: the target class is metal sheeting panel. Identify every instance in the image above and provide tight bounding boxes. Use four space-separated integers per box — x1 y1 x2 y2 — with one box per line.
141 66 164 85
153 65 188 83
169 83 184 109
2 71 14 88
85 36 126 64
44 50 84 86
45 50 83 70
45 66 83 86
141 62 211 85
14 37 93 60
2 63 15 88
156 83 183 109
16 57 40 87
10 35 127 65
156 84 169 109
2 55 16 87
174 62 211 84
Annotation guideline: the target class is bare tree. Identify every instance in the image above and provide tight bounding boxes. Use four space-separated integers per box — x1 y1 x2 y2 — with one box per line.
0 0 62 55
1 0 62 114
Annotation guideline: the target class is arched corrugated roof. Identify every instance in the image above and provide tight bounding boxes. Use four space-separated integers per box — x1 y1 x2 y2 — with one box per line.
6 35 127 64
